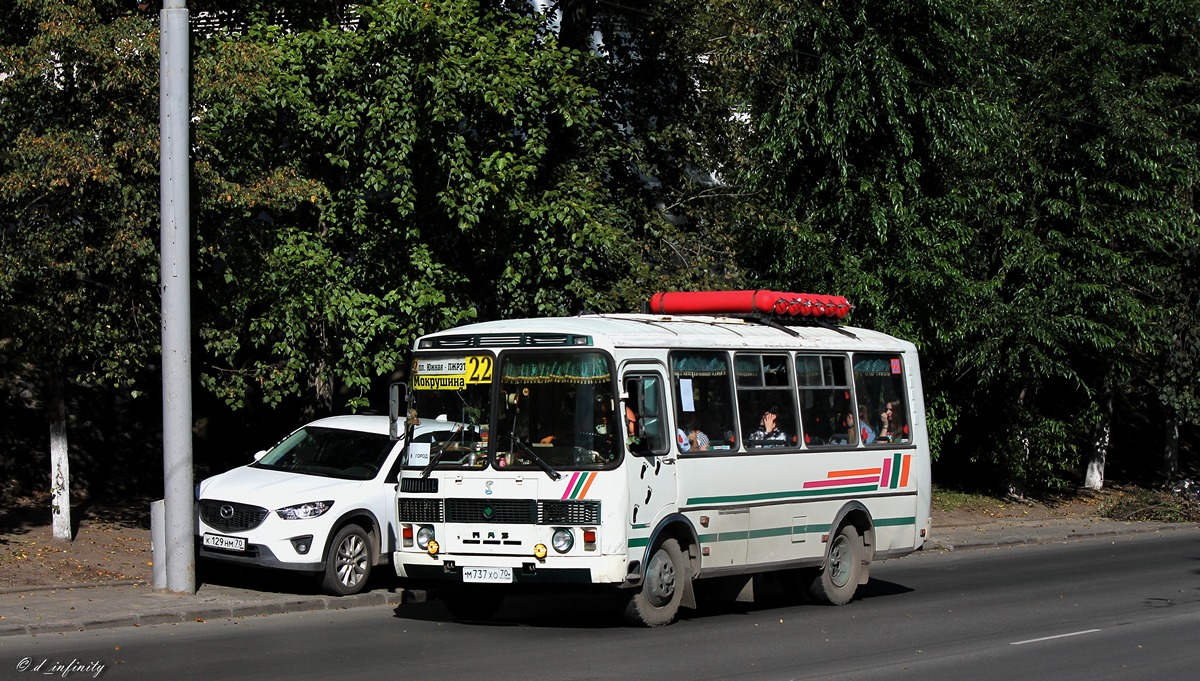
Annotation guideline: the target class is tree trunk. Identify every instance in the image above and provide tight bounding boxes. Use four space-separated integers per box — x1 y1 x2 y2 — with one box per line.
1162 416 1179 482
48 368 72 541
1084 388 1113 491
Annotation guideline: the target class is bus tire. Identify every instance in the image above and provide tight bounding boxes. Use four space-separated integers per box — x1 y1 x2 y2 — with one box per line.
442 586 506 621
624 538 687 627
807 524 863 606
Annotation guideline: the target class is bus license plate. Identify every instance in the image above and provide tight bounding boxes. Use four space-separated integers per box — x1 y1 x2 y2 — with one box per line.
203 534 247 552
462 566 513 584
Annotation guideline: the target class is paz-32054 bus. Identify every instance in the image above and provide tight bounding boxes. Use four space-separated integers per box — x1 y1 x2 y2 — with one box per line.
388 291 931 626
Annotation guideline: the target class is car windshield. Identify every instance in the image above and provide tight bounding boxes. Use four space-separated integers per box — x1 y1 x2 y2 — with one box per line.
251 426 393 480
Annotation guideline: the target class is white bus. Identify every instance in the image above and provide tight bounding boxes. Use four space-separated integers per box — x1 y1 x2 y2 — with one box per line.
389 290 931 626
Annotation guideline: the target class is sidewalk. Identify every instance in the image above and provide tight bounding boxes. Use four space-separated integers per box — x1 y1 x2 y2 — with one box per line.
1 517 1192 637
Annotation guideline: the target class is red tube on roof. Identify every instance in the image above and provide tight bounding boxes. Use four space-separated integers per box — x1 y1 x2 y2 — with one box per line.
647 290 851 319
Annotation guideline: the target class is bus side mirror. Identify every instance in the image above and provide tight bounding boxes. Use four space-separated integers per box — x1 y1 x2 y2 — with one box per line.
388 382 409 441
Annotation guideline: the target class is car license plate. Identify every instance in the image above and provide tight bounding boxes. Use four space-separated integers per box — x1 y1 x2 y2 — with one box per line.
203 533 247 552
462 566 513 584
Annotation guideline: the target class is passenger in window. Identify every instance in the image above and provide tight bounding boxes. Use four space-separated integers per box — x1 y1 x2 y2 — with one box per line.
677 419 710 452
749 406 789 448
879 401 906 441
858 404 877 444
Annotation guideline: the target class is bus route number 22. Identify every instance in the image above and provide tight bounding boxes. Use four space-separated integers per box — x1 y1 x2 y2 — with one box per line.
466 356 493 384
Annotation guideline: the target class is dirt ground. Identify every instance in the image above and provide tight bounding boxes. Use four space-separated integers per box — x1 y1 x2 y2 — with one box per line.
0 498 155 591
0 485 1187 592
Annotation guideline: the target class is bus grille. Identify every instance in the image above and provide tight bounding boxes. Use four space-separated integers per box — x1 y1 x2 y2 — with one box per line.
446 499 537 523
539 500 601 524
399 498 601 525
400 477 439 493
398 498 444 523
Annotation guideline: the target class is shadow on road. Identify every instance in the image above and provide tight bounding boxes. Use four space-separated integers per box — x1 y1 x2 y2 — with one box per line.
391 574 917 628
197 558 404 596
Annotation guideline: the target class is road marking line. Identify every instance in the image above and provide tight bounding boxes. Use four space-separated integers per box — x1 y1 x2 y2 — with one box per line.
1010 629 1102 646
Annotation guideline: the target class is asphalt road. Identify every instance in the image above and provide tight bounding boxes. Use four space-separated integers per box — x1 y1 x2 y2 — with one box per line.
4 529 1199 681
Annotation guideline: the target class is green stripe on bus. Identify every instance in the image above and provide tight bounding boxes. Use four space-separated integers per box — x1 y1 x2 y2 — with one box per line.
890 453 902 489
570 473 588 499
874 516 916 527
628 517 916 550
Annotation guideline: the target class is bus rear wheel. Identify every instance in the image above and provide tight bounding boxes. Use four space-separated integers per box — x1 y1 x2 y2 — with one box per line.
624 538 687 627
807 524 864 606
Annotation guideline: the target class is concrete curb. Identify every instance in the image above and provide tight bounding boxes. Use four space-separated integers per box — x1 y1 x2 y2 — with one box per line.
0 587 409 637
923 520 1192 552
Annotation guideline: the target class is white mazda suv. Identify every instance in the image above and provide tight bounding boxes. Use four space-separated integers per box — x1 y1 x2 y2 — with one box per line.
195 415 457 595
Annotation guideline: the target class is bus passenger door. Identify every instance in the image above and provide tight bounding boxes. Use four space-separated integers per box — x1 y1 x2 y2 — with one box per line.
622 367 678 533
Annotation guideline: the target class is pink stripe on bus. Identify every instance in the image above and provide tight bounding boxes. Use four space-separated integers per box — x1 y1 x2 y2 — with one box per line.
804 476 879 489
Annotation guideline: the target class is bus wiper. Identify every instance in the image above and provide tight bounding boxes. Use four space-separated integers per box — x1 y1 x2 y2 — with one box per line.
511 439 563 481
420 423 463 479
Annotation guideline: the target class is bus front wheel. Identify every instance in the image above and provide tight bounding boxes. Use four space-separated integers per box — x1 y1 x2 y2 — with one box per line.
807 524 864 606
624 538 688 627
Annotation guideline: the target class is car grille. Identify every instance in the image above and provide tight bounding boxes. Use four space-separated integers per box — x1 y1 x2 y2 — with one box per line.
199 500 269 532
398 498 599 525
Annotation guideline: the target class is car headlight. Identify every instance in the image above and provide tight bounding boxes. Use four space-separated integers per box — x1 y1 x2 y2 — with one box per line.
275 500 334 520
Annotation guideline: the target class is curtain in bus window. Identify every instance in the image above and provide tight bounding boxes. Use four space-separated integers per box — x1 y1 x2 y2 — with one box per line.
502 354 611 384
852 357 892 376
671 354 729 377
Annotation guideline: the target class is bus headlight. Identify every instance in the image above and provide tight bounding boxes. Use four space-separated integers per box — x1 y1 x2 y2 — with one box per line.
551 528 574 554
416 525 436 550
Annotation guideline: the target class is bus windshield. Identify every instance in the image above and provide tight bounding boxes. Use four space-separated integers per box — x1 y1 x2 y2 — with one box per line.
405 355 493 469
495 351 620 472
405 350 620 472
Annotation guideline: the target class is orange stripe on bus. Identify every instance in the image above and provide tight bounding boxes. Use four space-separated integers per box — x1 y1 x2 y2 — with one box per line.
579 472 597 499
829 468 882 479
900 455 912 488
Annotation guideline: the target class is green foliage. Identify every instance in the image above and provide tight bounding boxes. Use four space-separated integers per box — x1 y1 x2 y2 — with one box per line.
190 0 704 410
0 1 161 392
716 0 1200 490
2 0 1197 500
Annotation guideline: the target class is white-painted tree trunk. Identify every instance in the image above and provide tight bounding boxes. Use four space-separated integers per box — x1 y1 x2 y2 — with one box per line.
49 371 71 541
1084 390 1113 491
1163 417 1179 482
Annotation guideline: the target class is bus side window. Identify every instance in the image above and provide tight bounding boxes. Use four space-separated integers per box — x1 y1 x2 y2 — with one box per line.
671 351 738 452
624 374 668 455
736 353 799 449
852 354 911 444
797 355 853 448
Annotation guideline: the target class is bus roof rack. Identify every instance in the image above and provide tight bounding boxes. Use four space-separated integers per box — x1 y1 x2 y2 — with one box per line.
644 290 853 321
